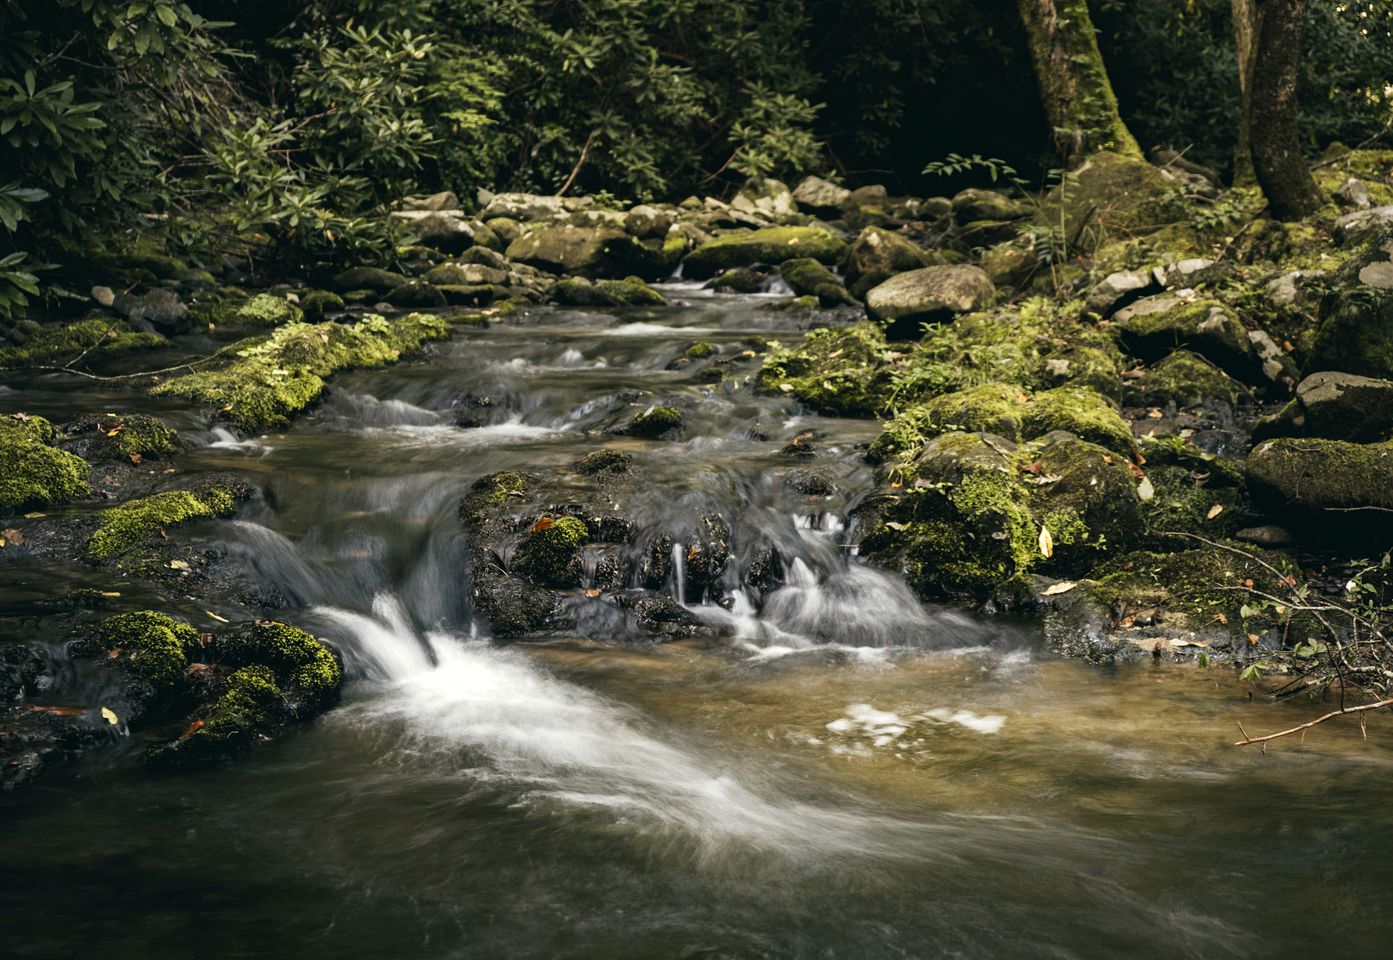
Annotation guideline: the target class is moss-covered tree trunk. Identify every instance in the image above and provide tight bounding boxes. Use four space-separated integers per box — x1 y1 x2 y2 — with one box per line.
1249 0 1324 219
1231 0 1258 186
1016 0 1141 165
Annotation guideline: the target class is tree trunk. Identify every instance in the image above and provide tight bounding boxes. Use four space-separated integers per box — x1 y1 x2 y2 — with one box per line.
1249 0 1323 219
1231 0 1258 186
1016 0 1141 166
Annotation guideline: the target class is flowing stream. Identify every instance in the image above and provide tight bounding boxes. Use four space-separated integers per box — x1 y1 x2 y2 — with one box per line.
5 289 1393 958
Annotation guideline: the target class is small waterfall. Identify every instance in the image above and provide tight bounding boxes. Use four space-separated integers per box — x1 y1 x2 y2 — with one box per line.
313 594 434 681
671 540 686 605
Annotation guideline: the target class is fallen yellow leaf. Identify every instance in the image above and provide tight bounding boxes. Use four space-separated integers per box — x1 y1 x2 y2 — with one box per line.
1038 526 1054 559
100 707 119 725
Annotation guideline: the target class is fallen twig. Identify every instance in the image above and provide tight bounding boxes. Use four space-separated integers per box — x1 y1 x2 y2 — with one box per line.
1234 698 1393 747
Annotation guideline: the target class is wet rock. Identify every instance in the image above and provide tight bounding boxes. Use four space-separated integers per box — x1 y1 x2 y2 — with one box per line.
574 449 632 476
1253 371 1393 443
683 226 848 279
711 268 766 293
682 514 731 602
513 516 588 587
0 413 91 514
621 405 683 439
114 288 190 335
844 226 934 298
424 262 510 287
608 590 714 640
1 706 111 790
784 468 834 496
58 412 181 463
552 276 665 307
864 265 995 338
505 224 627 276
779 258 852 305
781 430 817 458
0 644 46 702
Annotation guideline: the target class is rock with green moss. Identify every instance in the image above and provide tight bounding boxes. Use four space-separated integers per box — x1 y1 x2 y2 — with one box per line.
386 280 447 308
59 413 180 463
0 317 165 371
88 611 200 710
685 342 715 360
1126 350 1248 409
0 413 91 513
1035 151 1184 254
1305 231 1393 379
859 429 1141 600
624 405 683 439
83 477 250 561
683 226 848 279
1113 294 1266 385
1253 371 1393 443
554 276 665 307
979 237 1038 289
867 383 1132 464
330 266 409 293
461 471 534 524
711 267 765 293
299 289 345 321
1139 462 1245 540
1247 437 1393 538
759 324 896 417
147 620 343 767
952 188 1030 224
513 516 589 586
233 293 303 328
1021 387 1134 455
506 224 627 276
779 258 853 305
154 314 450 430
865 265 995 338
575 449 632 475
844 226 935 298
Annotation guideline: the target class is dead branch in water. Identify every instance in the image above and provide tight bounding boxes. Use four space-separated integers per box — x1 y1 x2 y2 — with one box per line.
1234 698 1393 748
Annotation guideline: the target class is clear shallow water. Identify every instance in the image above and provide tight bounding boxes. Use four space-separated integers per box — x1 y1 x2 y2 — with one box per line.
4 290 1393 959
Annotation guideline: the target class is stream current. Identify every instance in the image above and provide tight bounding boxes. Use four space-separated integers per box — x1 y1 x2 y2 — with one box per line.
4 289 1393 958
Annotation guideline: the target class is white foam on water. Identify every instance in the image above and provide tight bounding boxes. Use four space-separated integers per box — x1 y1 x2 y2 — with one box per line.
207 427 272 453
823 702 1008 751
364 417 559 448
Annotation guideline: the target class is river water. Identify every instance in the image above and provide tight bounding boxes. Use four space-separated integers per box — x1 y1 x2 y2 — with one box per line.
4 289 1393 958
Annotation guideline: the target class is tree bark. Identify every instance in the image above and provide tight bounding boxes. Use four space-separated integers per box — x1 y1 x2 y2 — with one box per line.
1016 0 1141 166
1231 0 1258 186
1249 0 1323 219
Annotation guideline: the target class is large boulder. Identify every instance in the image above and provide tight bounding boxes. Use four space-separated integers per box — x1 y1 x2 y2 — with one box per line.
479 192 571 222
1113 293 1294 390
952 188 1029 224
506 224 627 276
683 226 847 279
1035 151 1183 253
792 176 852 216
845 226 934 298
1253 371 1393 443
1306 231 1393 379
1247 437 1393 539
730 178 796 222
779 258 852 306
864 265 995 338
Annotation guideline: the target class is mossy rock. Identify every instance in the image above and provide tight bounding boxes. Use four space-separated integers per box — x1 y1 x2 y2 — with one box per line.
0 413 91 513
460 471 534 525
861 429 1142 600
153 314 450 430
711 267 766 293
1021 387 1134 455
685 342 715 360
758 324 896 417
1305 231 1393 379
575 449 632 475
1139 463 1245 540
779 258 853 305
83 477 250 562
554 276 665 307
624 405 683 439
1125 350 1248 409
217 620 343 712
1253 371 1393 443
1247 437 1393 542
513 516 588 586
299 290 346 321
386 280 448 308
1113 294 1263 385
683 226 848 279
1036 151 1184 254
330 266 410 293
60 413 180 462
867 383 1132 464
0 317 166 371
234 293 304 328
90 610 200 701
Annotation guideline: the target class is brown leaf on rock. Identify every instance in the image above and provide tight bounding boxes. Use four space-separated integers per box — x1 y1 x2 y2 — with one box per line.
532 516 556 533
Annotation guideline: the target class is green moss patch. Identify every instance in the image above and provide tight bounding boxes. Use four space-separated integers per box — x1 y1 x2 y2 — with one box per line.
513 516 589 586
684 226 848 278
0 413 91 512
233 293 304 328
84 479 247 561
153 313 450 430
0 317 166 371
